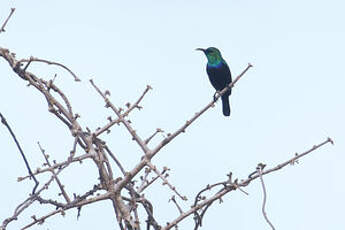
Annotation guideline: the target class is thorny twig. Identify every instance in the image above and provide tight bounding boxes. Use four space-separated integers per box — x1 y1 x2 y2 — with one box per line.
18 153 92 181
21 189 108 230
2 157 74 229
0 54 251 227
147 162 187 201
149 63 253 158
110 64 253 197
136 167 167 194
192 175 247 230
90 79 151 155
1 43 334 230
94 85 152 137
37 142 71 203
163 138 333 230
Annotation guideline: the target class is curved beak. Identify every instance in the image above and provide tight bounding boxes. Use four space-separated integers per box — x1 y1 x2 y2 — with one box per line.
195 48 206 53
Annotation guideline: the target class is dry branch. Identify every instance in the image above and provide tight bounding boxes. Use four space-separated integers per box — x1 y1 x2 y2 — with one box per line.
164 138 333 230
149 63 253 158
19 57 81 81
0 20 333 230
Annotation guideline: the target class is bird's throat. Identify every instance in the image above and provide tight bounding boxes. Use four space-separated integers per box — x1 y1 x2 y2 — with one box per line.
206 56 222 67
207 59 222 67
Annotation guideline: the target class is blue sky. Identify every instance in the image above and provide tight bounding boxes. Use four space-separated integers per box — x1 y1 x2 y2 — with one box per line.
0 1 344 229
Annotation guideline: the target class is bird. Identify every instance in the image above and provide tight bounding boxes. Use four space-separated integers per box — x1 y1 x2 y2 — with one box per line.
196 47 232 116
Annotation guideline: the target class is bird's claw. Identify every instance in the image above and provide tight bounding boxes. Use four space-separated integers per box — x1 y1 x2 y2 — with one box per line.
213 91 220 102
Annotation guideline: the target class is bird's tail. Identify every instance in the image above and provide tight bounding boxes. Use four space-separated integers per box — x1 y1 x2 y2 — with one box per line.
221 95 230 117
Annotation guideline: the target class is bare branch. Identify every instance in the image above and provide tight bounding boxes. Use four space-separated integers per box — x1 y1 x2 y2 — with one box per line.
150 63 253 158
2 163 72 229
145 128 164 144
104 145 126 176
19 57 81 81
95 85 152 137
18 153 92 181
90 79 151 154
245 137 334 182
162 138 333 230
21 191 110 230
137 167 168 193
169 196 184 214
147 162 187 201
1 41 333 230
37 142 71 203
135 197 161 230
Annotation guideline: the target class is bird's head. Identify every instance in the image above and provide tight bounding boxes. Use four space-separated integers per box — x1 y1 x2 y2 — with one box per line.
196 47 223 65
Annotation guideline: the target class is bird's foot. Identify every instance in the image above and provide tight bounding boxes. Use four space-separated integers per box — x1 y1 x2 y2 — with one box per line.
213 91 220 102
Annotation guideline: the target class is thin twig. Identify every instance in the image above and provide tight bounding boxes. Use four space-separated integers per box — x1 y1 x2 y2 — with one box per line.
19 57 81 81
147 162 187 201
37 142 71 203
0 112 39 194
90 79 150 154
94 85 152 137
136 197 161 230
257 164 275 230
21 191 110 230
2 159 74 229
243 138 334 184
193 180 240 230
42 79 74 116
137 168 167 193
169 196 184 214
137 167 167 194
145 128 164 144
104 145 126 176
22 57 32 72
18 153 92 181
0 8 15 33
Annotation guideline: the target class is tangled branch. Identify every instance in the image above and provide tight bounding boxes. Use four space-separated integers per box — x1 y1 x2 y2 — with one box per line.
0 8 334 230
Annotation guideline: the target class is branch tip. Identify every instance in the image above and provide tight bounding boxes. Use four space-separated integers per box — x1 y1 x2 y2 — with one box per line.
327 137 334 145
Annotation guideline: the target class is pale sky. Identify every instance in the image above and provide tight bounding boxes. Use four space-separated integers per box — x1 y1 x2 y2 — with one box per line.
0 1 344 230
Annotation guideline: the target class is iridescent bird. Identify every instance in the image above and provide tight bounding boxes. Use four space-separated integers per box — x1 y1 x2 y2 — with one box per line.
196 47 232 116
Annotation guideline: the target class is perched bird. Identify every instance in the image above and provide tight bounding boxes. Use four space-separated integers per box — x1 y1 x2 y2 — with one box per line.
196 47 232 116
